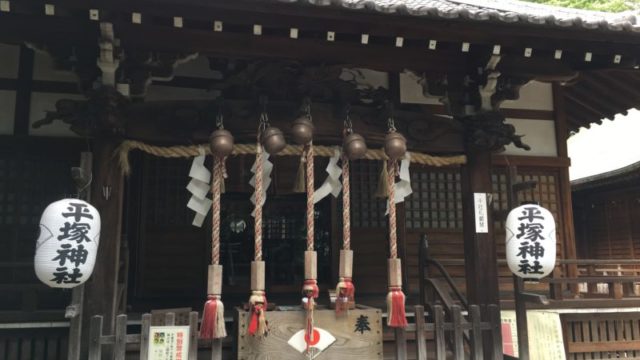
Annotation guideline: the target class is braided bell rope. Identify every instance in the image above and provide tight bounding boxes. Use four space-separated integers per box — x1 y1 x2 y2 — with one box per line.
306 144 314 251
254 142 263 262
212 156 222 265
342 157 350 251
388 161 398 259
116 140 466 175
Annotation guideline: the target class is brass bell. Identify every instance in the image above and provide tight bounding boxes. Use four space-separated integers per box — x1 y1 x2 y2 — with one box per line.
384 131 407 160
261 126 287 154
343 133 367 160
209 129 234 157
291 116 314 145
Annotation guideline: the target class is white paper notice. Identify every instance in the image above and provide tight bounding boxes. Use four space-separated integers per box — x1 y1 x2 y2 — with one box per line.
474 193 488 233
148 326 190 360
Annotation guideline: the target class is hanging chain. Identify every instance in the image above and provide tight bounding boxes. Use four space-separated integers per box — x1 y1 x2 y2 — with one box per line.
303 96 312 121
216 113 224 130
387 101 397 133
343 104 353 134
387 116 397 133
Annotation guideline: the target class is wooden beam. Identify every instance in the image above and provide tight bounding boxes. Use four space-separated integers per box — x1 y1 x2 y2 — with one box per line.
53 0 640 57
115 22 469 75
0 13 98 46
492 155 570 168
14 45 34 136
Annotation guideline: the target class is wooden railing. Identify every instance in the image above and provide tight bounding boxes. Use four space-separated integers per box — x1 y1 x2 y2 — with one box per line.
0 323 69 360
393 304 502 360
429 258 640 302
562 312 640 359
88 311 223 360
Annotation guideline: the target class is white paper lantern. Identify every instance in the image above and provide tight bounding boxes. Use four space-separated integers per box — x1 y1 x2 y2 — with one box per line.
505 204 556 280
34 199 101 288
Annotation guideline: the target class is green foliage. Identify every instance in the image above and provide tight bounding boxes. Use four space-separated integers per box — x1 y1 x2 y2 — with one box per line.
523 0 640 12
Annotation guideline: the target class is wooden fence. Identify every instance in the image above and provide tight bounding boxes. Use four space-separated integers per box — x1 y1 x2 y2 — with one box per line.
88 311 223 360
393 304 503 360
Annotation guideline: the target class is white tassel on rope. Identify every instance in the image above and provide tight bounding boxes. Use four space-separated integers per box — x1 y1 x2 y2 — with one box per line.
385 152 412 215
313 147 343 204
187 148 212 227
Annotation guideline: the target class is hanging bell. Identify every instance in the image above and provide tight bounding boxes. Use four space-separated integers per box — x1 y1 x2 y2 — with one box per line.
384 131 407 160
291 116 314 145
343 133 367 160
261 126 287 154
209 129 235 157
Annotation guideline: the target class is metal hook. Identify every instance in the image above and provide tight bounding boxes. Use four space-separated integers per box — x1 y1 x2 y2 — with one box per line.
386 101 396 133
343 104 353 134
258 95 269 132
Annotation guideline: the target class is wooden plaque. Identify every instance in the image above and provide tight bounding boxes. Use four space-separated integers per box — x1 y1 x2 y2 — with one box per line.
235 306 383 360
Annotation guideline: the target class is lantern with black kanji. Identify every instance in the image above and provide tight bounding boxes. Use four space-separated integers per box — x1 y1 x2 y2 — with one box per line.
34 199 101 288
505 204 556 280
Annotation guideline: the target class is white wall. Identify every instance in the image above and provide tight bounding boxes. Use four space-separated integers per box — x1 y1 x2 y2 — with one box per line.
0 44 20 79
503 118 557 156
0 90 16 135
502 81 553 111
29 92 85 137
32 49 78 82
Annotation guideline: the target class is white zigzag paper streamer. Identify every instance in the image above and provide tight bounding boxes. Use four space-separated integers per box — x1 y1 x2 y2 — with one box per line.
313 147 342 204
249 153 273 217
386 152 413 215
186 149 212 227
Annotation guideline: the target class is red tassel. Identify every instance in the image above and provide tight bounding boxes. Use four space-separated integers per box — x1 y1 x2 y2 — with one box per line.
199 295 226 339
248 292 268 337
335 277 355 315
387 287 408 328
302 279 319 299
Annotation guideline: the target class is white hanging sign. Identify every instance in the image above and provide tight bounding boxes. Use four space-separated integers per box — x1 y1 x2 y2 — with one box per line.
473 193 488 233
505 204 556 280
34 199 101 288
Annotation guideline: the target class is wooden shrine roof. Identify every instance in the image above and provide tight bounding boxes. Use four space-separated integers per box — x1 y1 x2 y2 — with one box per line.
572 159 640 191
562 69 640 132
263 0 640 33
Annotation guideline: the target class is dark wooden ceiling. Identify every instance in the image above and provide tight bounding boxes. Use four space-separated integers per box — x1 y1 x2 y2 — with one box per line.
562 69 640 132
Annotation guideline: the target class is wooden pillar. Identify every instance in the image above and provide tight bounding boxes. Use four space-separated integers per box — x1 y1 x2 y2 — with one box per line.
461 145 501 359
462 146 499 307
553 83 579 296
82 138 125 354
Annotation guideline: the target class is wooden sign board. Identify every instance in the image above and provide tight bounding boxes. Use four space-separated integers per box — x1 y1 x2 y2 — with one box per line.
235 306 383 360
